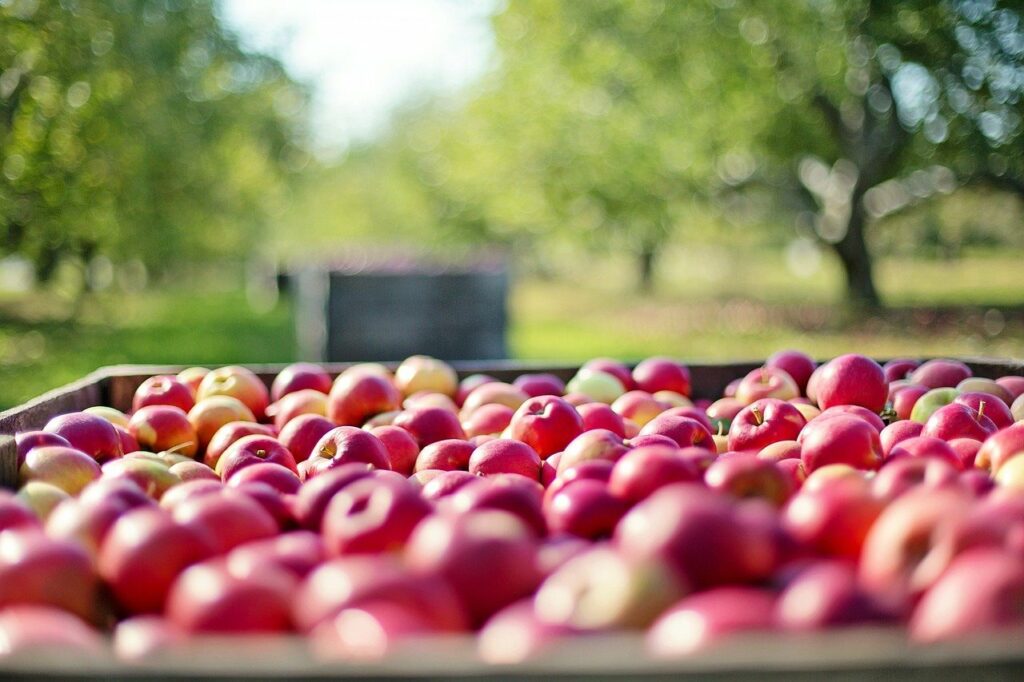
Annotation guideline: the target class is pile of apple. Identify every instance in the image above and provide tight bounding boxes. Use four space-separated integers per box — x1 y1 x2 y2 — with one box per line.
3 353 1024 663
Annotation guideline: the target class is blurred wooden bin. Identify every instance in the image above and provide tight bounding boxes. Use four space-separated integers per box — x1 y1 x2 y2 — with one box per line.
0 358 1022 679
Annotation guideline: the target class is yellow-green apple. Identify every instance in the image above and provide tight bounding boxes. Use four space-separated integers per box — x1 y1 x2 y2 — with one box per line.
19 446 101 495
322 477 432 555
887 436 963 470
632 357 692 397
922 403 996 442
535 545 685 630
735 367 800 406
910 359 972 389
792 402 821 422
469 439 542 480
544 479 629 539
187 396 255 450
367 425 419 475
638 414 714 452
704 454 793 506
15 482 70 521
615 484 776 588
196 365 270 420
879 421 924 457
414 438 475 472
101 457 182 501
608 447 700 505
461 403 515 438
576 402 626 437
512 373 565 398
647 586 776 657
783 476 883 559
653 390 693 408
955 391 1014 429
166 559 293 633
132 376 195 414
268 389 327 431
766 350 816 394
582 358 635 391
611 391 669 427
727 398 806 453
203 421 276 470
872 456 959 501
995 453 1024 490
43 412 123 463
858 486 974 603
128 405 198 458
172 489 278 554
14 431 71 468
293 464 377 531
798 414 882 472
327 371 401 427
168 460 219 483
405 510 542 627
460 382 529 416
478 599 574 664
776 560 894 630
557 429 628 474
565 369 626 404
99 506 217 614
1013 394 1024 422
176 367 210 395
277 414 334 464
509 396 584 459
883 358 920 383
891 385 929 421
215 434 297 480
394 355 457 398
300 426 391 479
457 373 498 405
393 406 466 447
83 405 131 428
909 547 1024 643
814 354 887 413
0 529 97 621
271 362 332 402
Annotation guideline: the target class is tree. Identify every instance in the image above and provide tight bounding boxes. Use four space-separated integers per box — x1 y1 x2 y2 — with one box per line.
0 0 307 283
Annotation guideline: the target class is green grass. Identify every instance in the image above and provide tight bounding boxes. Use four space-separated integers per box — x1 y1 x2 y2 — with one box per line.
0 249 1020 410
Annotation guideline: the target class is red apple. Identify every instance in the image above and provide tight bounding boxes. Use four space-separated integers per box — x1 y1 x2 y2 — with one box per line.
509 396 585 459
647 586 776 657
816 405 885 431
576 402 626 437
976 423 1024 473
892 384 929 421
879 420 924 457
101 457 181 501
704 454 793 506
910 359 972 389
608 445 701 503
113 616 185 661
394 355 458 398
922 402 997 442
955 391 1014 429
393 406 466 447
166 559 293 633
226 530 326 580
581 358 634 391
271 362 332 402
168 460 218 482
159 479 222 513
309 602 433 661
214 434 297 480
364 425 418 476
457 373 498 405
0 490 41 533
420 470 479 501
798 415 882 472
196 365 270 420
734 367 798 406
405 510 541 626
512 373 566 398
268 389 327 431
883 358 920 383
611 391 669 428
133 375 195 413
661 406 714 433
887 436 963 470
783 476 884 559
766 350 816 394
727 398 806 453
638 414 714 452
614 484 775 589
203 421 275 470
187 396 256 450
544 479 629 539
327 371 401 427
301 426 391 479
225 461 301 494
872 456 959 500
0 606 103 657
776 560 894 630
757 440 802 462
293 463 377 531
99 506 217 614
478 599 574 664
557 429 629 474
461 382 529 416
461 403 515 439
446 478 546 537
14 431 72 468
469 439 542 480
277 414 334 464
632 357 691 397
956 378 1013 406
414 438 475 473
43 412 123 463
996 375 1024 401
705 397 745 432
814 354 887 413
949 438 983 469
172 489 278 554
0 529 97 621
128 405 198 458
177 367 209 394
322 477 432 555
19 446 101 495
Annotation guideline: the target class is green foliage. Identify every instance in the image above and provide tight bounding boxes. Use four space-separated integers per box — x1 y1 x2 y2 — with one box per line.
0 0 308 281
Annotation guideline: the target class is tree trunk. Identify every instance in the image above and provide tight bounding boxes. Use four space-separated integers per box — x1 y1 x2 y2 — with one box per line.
637 245 656 294
832 194 880 308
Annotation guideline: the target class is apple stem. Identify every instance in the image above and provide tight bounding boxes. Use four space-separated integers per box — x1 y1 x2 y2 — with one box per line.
977 400 986 421
751 406 763 426
717 422 725 437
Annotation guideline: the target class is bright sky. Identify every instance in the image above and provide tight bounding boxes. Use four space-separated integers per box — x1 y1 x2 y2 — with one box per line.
218 0 497 155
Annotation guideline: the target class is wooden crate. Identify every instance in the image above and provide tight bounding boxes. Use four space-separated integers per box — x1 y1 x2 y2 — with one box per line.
0 357 1022 679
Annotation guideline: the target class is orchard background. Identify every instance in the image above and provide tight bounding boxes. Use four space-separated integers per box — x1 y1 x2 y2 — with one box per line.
2 0 1023 407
